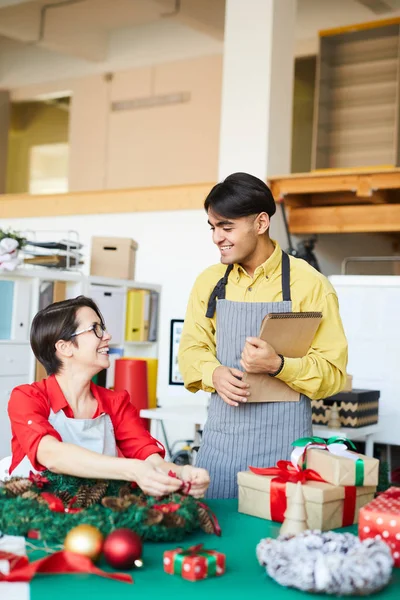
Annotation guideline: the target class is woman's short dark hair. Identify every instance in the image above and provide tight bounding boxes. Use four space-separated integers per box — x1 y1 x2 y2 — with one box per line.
204 172 276 219
30 296 104 376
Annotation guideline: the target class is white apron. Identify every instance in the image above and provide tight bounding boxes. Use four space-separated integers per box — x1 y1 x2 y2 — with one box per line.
1 407 118 480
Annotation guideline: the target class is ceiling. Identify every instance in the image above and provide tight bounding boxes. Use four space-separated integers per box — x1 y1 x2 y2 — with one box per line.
0 0 399 65
0 0 225 62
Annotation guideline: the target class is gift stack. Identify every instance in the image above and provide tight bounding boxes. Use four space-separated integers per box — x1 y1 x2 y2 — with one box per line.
238 436 379 531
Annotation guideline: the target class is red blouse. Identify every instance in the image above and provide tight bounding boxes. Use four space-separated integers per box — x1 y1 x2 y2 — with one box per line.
8 374 164 474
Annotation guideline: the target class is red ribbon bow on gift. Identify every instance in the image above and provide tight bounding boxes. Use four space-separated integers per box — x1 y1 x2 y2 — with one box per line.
250 461 326 522
249 460 356 526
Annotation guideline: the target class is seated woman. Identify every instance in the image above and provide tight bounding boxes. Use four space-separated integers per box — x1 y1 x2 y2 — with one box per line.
7 296 210 498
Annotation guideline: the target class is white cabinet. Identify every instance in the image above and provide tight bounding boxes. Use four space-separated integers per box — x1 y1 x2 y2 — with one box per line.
89 284 126 346
0 374 28 458
0 343 31 377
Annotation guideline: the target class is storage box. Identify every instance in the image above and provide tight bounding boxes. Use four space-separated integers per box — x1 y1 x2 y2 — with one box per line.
312 389 380 428
238 469 375 531
90 237 138 280
359 487 400 567
301 447 379 487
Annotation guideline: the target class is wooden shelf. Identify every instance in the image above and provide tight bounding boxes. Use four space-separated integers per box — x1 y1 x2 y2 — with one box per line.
268 167 400 234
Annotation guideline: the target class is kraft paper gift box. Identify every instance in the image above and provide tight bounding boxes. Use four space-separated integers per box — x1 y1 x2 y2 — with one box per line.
359 487 400 567
297 447 379 488
237 466 376 531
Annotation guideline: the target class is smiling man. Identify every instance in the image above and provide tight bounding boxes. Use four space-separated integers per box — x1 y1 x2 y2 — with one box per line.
178 172 348 499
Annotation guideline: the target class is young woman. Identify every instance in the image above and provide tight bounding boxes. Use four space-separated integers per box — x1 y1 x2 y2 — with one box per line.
7 296 210 498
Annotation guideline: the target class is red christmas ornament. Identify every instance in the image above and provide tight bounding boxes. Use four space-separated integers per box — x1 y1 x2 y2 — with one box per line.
103 529 143 570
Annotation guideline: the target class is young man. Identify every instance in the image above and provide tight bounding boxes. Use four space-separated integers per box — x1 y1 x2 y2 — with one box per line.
178 172 348 499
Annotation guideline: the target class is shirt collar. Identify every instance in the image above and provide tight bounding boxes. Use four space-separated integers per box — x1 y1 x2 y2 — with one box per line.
232 239 283 281
46 374 107 414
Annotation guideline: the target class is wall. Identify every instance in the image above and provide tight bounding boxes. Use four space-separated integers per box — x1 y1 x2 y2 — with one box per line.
69 55 222 191
291 56 316 173
0 209 396 446
6 102 69 193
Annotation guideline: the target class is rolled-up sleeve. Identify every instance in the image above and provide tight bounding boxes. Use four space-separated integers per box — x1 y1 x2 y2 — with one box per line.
112 391 165 460
8 386 62 472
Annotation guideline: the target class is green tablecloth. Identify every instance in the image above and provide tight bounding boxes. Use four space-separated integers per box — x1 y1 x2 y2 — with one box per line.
31 499 400 599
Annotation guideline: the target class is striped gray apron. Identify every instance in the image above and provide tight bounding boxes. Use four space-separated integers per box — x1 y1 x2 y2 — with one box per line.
196 251 312 498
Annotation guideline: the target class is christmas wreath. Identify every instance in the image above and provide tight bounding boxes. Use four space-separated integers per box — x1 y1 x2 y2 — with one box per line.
0 471 220 543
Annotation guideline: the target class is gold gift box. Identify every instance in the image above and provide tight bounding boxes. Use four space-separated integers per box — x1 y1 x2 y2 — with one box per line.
303 448 379 487
237 470 375 531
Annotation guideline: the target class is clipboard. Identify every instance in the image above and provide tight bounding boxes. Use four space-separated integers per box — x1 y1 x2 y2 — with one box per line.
243 312 322 403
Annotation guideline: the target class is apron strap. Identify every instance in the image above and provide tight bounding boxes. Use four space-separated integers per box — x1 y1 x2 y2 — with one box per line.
281 251 291 302
205 250 291 317
205 264 234 318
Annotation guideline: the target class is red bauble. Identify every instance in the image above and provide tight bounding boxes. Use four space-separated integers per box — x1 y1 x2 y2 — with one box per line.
103 529 143 570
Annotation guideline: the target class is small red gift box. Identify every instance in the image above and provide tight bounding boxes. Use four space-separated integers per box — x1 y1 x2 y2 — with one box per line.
163 544 225 581
359 487 400 566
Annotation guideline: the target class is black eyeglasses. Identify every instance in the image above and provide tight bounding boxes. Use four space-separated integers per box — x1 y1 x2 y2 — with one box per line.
71 322 107 339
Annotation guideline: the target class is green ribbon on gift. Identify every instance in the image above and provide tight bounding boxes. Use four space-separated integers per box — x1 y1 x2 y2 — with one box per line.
292 436 365 486
173 544 217 577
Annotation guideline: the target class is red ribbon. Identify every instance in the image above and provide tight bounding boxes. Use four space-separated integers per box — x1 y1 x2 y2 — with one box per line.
168 470 192 496
250 460 356 526
196 501 222 536
0 551 29 572
250 461 327 522
40 493 82 514
0 551 132 584
153 502 181 513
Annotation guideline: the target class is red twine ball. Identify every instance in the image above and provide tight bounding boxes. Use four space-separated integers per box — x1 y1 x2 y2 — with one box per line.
103 529 143 570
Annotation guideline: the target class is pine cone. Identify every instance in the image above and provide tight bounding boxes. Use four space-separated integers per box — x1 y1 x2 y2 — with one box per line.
198 506 215 534
84 482 108 507
4 478 33 496
118 486 132 498
145 509 164 526
163 513 186 528
20 490 40 501
58 490 72 504
74 485 90 508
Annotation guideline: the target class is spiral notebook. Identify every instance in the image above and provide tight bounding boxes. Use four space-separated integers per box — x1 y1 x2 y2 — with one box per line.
243 312 322 403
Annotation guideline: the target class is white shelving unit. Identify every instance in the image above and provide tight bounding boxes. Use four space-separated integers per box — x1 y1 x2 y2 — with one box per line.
0 268 161 458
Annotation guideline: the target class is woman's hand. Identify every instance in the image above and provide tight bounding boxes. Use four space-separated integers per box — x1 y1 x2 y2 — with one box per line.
131 460 183 497
180 465 210 498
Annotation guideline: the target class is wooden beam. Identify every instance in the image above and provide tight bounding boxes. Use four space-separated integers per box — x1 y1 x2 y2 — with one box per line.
0 183 213 219
288 204 400 234
268 168 400 199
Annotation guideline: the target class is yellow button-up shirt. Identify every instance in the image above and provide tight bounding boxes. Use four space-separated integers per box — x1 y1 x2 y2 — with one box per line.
178 241 348 400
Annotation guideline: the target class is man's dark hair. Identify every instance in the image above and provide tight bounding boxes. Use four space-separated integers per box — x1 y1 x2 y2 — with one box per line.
30 295 104 376
204 172 276 219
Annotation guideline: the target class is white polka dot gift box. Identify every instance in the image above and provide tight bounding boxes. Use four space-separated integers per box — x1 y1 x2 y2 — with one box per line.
359 487 400 567
163 543 225 581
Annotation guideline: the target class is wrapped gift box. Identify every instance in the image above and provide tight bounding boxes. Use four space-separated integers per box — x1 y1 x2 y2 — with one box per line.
312 389 379 428
359 487 400 567
163 544 225 581
238 468 375 531
300 447 379 487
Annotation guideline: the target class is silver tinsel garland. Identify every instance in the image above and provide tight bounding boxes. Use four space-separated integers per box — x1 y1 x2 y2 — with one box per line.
256 530 393 596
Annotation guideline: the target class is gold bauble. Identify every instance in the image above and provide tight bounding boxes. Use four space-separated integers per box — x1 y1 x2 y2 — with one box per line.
64 524 104 562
